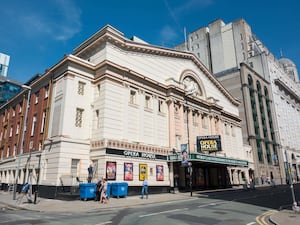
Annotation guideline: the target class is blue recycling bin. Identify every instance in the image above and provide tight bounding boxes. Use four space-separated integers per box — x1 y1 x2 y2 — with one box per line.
106 182 112 198
111 182 128 198
79 183 96 201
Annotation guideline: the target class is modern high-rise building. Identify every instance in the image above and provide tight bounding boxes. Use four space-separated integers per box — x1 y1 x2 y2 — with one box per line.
0 25 251 198
176 18 300 184
0 76 23 106
0 53 23 106
0 53 10 77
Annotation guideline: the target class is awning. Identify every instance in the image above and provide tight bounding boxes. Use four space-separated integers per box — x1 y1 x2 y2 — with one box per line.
168 152 248 167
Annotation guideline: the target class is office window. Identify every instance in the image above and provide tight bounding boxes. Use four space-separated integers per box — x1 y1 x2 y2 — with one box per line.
97 84 101 96
9 126 13 137
35 93 39 104
78 81 85 95
145 95 152 109
13 145 17 156
202 115 208 128
192 112 198 124
75 108 84 127
71 159 80 178
16 123 19 135
45 86 49 98
95 109 100 129
232 125 236 137
225 124 230 135
129 89 137 104
31 115 37 136
41 111 46 133
158 99 164 113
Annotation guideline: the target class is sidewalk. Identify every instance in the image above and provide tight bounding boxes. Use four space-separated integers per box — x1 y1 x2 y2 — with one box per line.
0 189 299 225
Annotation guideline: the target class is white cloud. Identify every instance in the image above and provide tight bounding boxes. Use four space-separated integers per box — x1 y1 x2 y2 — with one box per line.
174 0 214 14
52 0 82 40
160 25 179 46
161 0 214 46
5 0 82 41
164 0 214 23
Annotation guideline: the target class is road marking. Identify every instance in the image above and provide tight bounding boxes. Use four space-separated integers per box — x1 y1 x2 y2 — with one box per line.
139 208 188 218
256 210 277 225
95 221 112 225
198 201 226 208
246 222 256 225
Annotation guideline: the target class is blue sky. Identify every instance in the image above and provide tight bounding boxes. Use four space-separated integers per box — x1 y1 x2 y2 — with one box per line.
1 0 299 83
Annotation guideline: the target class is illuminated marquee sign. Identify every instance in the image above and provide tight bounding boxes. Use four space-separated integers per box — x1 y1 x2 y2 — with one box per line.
197 135 222 153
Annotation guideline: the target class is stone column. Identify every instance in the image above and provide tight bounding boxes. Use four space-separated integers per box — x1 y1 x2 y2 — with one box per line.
210 115 216 135
188 108 194 152
168 99 176 148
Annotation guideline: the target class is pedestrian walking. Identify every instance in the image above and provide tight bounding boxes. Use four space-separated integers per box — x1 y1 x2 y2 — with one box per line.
95 178 103 201
141 178 148 199
100 178 108 204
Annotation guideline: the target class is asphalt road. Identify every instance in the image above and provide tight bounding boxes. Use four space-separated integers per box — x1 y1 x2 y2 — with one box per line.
0 184 299 225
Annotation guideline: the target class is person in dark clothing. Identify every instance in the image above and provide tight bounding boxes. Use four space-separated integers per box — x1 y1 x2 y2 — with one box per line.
87 164 93 183
95 178 103 201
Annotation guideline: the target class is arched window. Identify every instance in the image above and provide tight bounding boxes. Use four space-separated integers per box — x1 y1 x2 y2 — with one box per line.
256 81 261 93
264 86 268 97
248 74 253 86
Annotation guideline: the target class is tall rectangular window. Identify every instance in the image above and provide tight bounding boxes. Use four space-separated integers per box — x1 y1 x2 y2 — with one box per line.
9 126 13 137
95 109 100 129
75 108 84 127
16 123 19 135
31 115 37 136
13 145 17 156
97 84 101 96
78 81 85 95
145 95 152 109
35 93 39 104
71 159 80 178
41 111 46 133
45 86 49 98
129 90 137 104
158 99 164 113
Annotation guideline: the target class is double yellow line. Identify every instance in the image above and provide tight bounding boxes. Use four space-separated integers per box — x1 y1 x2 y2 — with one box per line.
256 210 278 225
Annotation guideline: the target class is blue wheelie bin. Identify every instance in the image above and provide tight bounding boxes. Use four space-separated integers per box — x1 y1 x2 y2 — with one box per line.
106 182 112 198
79 183 96 201
111 182 128 198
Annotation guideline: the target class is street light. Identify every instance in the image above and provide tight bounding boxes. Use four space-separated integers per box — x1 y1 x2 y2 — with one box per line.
34 153 41 204
13 85 31 200
284 150 300 212
274 129 299 212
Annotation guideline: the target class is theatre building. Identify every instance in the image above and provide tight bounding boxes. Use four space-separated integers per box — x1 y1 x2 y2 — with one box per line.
0 25 251 198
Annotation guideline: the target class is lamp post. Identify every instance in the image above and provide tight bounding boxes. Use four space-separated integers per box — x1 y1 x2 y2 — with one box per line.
185 92 193 197
13 85 31 200
284 150 299 211
34 153 41 204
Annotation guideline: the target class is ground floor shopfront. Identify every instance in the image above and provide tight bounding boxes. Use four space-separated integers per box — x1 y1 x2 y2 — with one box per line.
0 147 250 199
168 153 250 191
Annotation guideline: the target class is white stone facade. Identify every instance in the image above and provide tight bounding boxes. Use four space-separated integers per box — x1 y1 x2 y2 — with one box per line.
0 25 250 197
